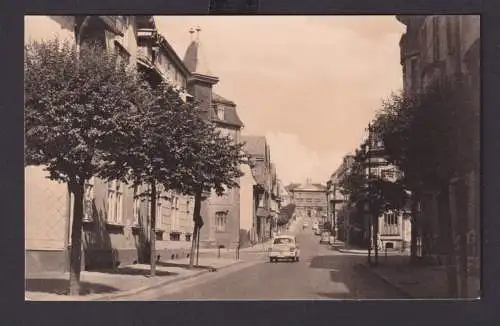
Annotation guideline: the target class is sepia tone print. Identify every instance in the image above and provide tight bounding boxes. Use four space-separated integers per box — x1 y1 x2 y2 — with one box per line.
24 15 480 300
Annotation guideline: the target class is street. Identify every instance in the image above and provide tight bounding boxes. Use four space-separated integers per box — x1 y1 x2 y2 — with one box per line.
127 224 405 300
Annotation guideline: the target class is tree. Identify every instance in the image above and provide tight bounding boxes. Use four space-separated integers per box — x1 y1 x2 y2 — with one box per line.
104 79 235 275
171 127 249 269
373 74 478 296
339 142 409 258
25 39 146 295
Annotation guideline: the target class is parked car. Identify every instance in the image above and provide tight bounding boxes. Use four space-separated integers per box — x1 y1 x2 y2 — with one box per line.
268 235 300 262
320 231 330 244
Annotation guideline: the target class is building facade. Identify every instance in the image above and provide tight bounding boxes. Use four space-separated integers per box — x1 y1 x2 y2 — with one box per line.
326 155 354 239
288 180 327 220
364 132 411 251
397 15 480 268
182 30 245 249
239 162 257 248
242 136 273 243
25 16 205 273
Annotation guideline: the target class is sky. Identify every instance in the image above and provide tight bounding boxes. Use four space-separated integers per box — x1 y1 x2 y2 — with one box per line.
156 16 406 186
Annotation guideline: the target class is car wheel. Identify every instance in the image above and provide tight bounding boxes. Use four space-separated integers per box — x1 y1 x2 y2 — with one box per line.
296 257 300 262
269 257 274 263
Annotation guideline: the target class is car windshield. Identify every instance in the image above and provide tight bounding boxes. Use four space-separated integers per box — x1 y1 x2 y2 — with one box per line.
274 238 294 245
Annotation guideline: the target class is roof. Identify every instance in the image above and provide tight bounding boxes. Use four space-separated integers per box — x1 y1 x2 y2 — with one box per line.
212 93 235 106
290 182 327 192
285 183 300 192
241 136 267 157
212 93 244 128
183 38 216 78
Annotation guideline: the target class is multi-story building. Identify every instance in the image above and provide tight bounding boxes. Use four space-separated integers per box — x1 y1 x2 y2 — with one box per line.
25 16 154 272
241 135 273 243
24 16 218 273
239 160 258 248
135 16 196 253
327 155 354 239
364 131 412 251
25 15 80 273
277 179 291 207
396 16 480 294
182 29 245 249
288 180 327 220
269 163 280 236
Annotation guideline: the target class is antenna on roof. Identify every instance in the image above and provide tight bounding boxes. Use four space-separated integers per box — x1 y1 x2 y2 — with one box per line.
195 26 202 41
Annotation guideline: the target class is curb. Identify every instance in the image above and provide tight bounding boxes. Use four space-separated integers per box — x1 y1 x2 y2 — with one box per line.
91 260 245 301
355 263 413 299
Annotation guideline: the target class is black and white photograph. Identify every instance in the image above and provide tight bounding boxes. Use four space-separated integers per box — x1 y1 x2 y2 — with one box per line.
24 15 480 301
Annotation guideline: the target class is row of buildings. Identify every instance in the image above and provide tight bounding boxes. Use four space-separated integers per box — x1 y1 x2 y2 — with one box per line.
326 15 480 259
24 15 289 273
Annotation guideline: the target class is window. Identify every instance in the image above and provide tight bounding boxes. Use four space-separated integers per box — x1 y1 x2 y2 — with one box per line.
446 16 455 54
410 58 418 89
155 200 162 229
273 237 294 245
216 105 225 120
215 211 228 232
382 212 399 236
381 169 396 181
107 181 123 224
83 177 95 221
432 17 441 61
133 189 141 225
114 41 130 65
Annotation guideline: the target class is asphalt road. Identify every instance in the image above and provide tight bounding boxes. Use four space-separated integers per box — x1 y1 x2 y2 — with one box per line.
134 225 405 300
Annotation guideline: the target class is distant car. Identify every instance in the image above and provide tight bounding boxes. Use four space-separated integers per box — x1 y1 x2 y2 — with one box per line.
314 228 322 236
312 222 319 231
320 231 330 244
302 222 308 229
268 235 300 262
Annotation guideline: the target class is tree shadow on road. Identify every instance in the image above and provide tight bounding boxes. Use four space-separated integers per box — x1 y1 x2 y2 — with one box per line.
156 261 217 271
94 266 180 277
309 254 406 299
26 278 119 295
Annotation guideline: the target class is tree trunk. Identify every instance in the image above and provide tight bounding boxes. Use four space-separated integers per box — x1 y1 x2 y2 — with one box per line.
455 178 469 298
189 188 203 269
149 181 157 277
196 225 201 266
410 193 419 262
69 181 85 296
189 224 198 269
367 210 372 265
373 212 379 265
440 184 459 297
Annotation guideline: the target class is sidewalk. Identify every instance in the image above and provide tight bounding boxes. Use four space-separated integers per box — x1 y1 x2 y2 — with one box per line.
332 240 407 256
357 255 481 299
25 256 242 301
